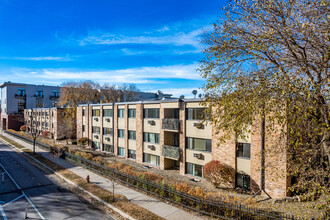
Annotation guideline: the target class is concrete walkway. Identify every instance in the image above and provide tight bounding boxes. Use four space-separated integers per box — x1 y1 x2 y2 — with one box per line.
0 132 203 220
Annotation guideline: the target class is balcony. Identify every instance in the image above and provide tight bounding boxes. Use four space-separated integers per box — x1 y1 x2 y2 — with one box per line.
50 95 59 100
34 94 44 99
15 94 26 99
162 118 180 131
162 145 180 160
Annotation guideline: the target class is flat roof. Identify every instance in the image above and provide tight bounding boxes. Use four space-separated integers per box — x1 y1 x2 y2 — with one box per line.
78 98 204 107
0 81 60 88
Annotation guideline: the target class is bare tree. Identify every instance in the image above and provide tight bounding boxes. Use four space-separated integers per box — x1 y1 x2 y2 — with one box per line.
26 109 41 154
100 83 139 103
200 0 329 200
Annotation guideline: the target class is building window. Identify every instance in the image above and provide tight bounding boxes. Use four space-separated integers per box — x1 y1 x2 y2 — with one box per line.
92 126 100 134
82 125 85 132
36 89 43 98
128 130 136 140
51 90 59 98
236 143 251 159
92 109 100 117
143 108 159 119
186 108 209 120
118 129 125 138
92 141 101 150
186 138 211 152
103 144 113 153
128 150 136 159
36 99 43 108
18 99 26 114
143 153 160 166
118 147 125 156
103 127 112 135
186 162 204 178
18 88 26 96
103 109 113 117
236 173 250 190
128 109 136 118
82 109 85 116
143 132 160 144
118 109 125 118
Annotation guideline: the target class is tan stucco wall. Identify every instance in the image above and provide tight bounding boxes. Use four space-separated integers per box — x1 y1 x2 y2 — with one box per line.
118 118 125 129
237 158 251 175
143 142 160 155
161 102 180 108
128 118 136 130
185 149 212 166
143 119 160 133
128 140 136 150
186 120 212 139
118 138 125 148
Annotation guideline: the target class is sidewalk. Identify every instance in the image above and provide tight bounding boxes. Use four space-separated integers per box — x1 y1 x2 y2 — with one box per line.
1 132 203 220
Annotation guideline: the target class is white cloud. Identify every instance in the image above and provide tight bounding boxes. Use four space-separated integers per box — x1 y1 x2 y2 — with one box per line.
10 63 202 84
78 27 205 48
156 26 170 32
0 56 72 61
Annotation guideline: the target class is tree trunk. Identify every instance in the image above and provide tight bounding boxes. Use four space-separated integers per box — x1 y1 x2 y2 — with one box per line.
33 138 36 154
322 131 330 166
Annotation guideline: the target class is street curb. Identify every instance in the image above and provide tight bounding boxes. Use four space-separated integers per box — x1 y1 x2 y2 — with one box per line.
0 136 136 220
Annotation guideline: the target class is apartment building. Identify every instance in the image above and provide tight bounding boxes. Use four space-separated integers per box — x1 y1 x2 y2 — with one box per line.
76 99 290 199
1 81 61 130
24 108 75 140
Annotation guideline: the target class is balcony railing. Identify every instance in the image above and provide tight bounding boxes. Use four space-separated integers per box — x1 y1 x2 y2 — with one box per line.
162 118 180 131
50 95 59 100
15 94 26 99
162 145 180 160
34 94 44 98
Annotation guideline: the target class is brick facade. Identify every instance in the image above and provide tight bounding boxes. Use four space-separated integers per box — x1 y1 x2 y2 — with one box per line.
76 99 290 199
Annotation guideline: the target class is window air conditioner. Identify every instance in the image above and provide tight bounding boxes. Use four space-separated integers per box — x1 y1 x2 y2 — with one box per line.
148 120 155 125
148 145 155 150
193 153 203 159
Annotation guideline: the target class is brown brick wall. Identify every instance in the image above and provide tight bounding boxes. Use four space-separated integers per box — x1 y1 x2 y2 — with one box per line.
159 105 165 169
250 118 289 198
88 105 93 148
77 106 83 140
124 105 128 158
179 101 186 175
135 104 143 163
113 105 118 155
212 126 236 188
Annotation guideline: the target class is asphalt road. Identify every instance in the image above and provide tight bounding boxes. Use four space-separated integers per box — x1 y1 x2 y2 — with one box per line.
0 140 115 220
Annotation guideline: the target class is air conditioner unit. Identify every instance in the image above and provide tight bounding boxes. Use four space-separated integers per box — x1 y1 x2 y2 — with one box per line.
193 122 204 129
94 118 99 121
106 118 111 122
94 135 99 139
193 153 203 159
148 120 155 125
148 145 155 150
105 137 110 141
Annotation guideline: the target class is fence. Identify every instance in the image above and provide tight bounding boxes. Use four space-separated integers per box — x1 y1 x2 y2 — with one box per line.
3 130 296 220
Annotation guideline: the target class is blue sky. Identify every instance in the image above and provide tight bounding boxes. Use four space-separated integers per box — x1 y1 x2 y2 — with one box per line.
0 0 225 97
